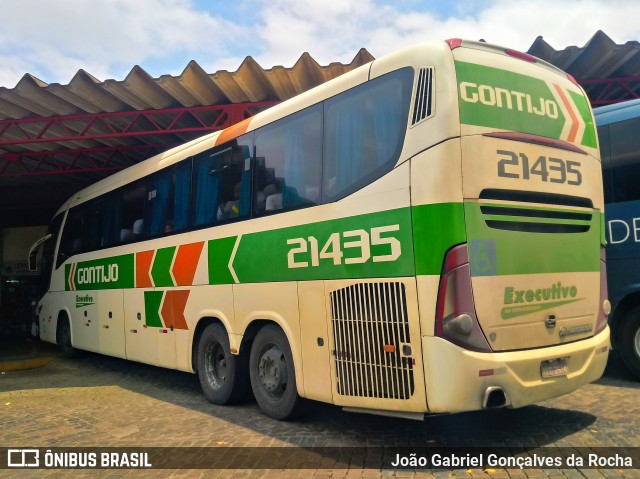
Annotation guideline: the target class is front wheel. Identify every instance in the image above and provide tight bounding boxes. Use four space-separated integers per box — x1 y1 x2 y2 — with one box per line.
619 308 640 380
249 325 303 420
197 323 249 404
56 314 80 358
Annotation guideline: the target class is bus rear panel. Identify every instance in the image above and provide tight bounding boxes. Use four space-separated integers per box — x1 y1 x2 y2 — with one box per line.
420 40 609 413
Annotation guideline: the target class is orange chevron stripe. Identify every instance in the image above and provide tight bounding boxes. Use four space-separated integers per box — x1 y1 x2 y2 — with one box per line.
161 290 190 330
136 250 154 288
172 241 204 286
553 84 579 143
216 117 252 146
69 263 76 290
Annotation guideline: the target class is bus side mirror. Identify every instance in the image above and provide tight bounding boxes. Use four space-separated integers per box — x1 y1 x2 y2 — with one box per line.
28 234 52 272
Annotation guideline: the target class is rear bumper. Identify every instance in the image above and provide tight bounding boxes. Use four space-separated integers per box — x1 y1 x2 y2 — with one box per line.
422 327 610 413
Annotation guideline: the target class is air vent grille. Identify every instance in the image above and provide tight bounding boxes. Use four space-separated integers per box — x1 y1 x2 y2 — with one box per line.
411 67 434 125
478 190 593 234
330 282 414 400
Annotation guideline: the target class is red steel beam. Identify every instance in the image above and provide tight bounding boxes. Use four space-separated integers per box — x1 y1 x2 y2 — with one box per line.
0 102 278 146
580 76 640 106
0 144 177 177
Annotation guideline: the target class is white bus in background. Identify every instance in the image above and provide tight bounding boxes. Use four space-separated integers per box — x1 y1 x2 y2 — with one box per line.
29 38 610 420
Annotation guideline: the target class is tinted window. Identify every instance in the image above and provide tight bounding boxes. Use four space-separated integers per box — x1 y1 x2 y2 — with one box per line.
253 104 322 215
193 134 253 227
147 161 191 236
117 182 146 242
609 116 640 203
58 204 88 266
323 68 413 202
43 213 63 280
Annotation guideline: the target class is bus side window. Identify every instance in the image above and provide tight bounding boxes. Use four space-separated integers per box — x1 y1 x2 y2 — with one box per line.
116 182 146 242
193 134 253 228
253 104 322 216
610 116 640 204
57 205 86 267
323 68 412 202
147 160 191 237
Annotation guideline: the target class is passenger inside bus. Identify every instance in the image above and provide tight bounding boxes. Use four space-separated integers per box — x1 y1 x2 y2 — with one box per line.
264 183 282 211
219 182 242 220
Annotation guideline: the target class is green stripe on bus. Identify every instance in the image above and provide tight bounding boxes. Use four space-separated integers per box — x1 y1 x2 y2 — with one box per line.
66 254 135 291
569 90 598 149
151 246 176 287
456 61 566 140
412 202 466 275
208 208 416 284
144 291 164 328
464 202 600 275
65 263 72 290
208 236 238 285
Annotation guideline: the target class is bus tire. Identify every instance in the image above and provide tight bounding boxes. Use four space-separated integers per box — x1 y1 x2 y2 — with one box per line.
197 323 249 405
56 314 79 358
619 307 640 380
249 325 303 420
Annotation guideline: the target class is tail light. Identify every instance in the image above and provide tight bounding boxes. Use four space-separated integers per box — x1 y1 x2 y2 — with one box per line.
566 73 581 88
595 247 611 334
505 49 537 63
446 38 463 50
435 244 492 352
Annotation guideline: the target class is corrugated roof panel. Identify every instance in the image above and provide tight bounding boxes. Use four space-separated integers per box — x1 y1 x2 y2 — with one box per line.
233 56 274 102
121 66 178 109
0 48 374 120
155 74 201 107
0 96 31 121
46 83 108 114
178 61 227 105
66 70 129 112
13 75 81 116
267 65 302 100
528 31 640 105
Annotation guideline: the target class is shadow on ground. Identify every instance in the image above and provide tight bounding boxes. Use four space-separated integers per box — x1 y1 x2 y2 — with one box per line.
1 330 619 451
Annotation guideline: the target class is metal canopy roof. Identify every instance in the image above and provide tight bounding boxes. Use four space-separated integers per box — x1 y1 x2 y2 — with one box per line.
0 49 374 227
1 31 639 227
528 30 640 106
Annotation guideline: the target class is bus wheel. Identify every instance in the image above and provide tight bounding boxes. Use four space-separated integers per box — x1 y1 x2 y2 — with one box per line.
249 325 303 420
197 323 248 405
56 314 79 358
619 308 640 380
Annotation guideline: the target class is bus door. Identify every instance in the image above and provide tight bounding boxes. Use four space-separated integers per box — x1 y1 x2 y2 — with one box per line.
65 262 125 356
97 289 126 358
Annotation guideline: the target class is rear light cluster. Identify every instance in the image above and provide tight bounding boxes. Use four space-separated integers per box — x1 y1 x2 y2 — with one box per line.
435 244 492 352
446 38 463 50
595 247 611 334
505 49 537 63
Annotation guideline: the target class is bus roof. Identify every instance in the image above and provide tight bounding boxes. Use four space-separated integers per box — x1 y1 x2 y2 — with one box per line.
594 98 640 126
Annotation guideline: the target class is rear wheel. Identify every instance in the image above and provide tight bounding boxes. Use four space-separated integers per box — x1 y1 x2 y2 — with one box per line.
197 323 249 404
249 325 303 420
619 308 640 380
56 314 79 358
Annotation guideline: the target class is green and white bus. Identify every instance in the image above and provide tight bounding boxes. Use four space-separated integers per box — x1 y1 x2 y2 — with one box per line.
29 39 610 420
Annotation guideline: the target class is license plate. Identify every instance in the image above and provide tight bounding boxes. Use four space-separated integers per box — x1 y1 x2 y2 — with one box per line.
540 358 568 378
